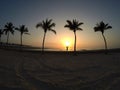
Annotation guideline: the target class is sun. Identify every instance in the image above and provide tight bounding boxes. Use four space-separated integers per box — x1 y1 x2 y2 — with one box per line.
63 39 72 50
60 36 74 51
65 41 70 47
65 41 70 51
61 38 71 47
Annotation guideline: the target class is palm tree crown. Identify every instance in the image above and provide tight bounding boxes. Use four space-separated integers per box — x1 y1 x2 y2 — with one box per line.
16 25 29 35
94 21 112 34
36 19 56 34
0 29 3 43
4 22 14 34
0 29 3 37
64 19 83 52
36 19 56 52
64 19 83 32
15 25 29 46
3 22 14 44
94 21 112 53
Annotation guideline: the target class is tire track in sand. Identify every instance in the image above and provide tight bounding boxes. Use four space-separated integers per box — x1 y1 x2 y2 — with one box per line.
15 57 37 90
15 55 59 90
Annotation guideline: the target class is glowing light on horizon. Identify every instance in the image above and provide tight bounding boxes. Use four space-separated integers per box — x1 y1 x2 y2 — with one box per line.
65 41 70 51
65 41 70 47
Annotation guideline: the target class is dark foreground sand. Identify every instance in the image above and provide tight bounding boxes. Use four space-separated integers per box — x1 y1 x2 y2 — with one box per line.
0 49 120 90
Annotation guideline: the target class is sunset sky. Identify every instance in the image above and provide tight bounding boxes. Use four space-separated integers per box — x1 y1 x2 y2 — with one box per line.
0 0 120 51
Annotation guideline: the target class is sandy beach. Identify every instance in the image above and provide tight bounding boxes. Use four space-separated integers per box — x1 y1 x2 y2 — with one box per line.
0 49 120 90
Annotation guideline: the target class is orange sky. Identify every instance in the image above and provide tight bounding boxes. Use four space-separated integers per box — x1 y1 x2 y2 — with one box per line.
1 0 120 51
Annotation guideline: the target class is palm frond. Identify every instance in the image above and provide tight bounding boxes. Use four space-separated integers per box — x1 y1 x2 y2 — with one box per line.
78 22 84 26
49 23 55 28
94 27 100 32
36 23 42 28
15 27 20 32
47 19 52 25
49 29 56 34
64 25 70 28
77 28 83 31
53 23 56 27
105 23 108 27
66 20 72 26
105 26 112 30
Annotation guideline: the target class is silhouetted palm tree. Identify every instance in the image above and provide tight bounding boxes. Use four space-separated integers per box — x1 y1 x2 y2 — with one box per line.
64 19 83 52
0 29 3 43
36 19 56 52
94 21 112 53
3 22 14 44
15 25 29 46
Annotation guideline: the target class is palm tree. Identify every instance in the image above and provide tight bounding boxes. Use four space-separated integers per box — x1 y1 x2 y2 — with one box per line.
64 19 83 52
3 22 14 44
94 21 112 53
15 25 29 46
0 29 3 43
36 19 56 52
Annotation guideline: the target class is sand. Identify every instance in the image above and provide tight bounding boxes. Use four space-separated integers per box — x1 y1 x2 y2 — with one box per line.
0 49 120 90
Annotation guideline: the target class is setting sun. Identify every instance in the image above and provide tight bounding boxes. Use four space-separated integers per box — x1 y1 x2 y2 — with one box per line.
60 36 74 51
65 41 70 47
65 41 70 51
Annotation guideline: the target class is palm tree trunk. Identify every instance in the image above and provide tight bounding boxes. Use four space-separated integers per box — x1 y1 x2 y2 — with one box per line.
74 31 76 52
0 36 1 43
21 34 22 46
102 33 108 53
42 32 46 52
7 32 9 44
